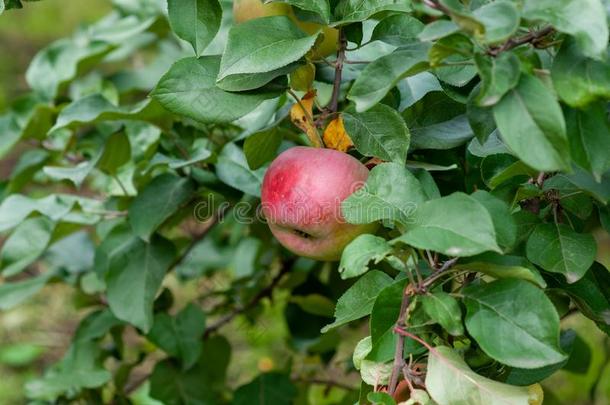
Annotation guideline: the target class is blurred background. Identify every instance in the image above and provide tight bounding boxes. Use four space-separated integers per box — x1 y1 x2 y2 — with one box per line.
0 1 609 404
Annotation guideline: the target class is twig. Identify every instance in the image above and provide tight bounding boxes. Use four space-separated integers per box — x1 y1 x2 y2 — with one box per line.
203 260 293 337
329 28 347 113
388 285 412 396
487 26 555 56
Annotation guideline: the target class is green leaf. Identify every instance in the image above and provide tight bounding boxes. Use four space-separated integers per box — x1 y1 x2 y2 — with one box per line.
216 142 267 197
523 0 608 59
397 72 442 111
152 56 283 124
0 114 22 159
564 168 610 203
233 372 298 405
418 20 459 42
410 114 474 150
341 162 427 226
0 271 54 311
106 236 176 332
43 158 100 188
334 0 411 24
438 0 484 35
472 0 520 44
492 74 570 172
167 0 222 56
464 279 566 368
471 190 517 251
367 392 396 405
148 304 206 370
371 14 424 46
26 38 114 100
321 270 393 333
129 173 195 242
7 149 49 193
279 0 331 23
526 223 597 283
474 52 521 107
50 94 168 133
456 253 546 288
551 38 610 108
0 343 44 367
421 292 464 336
150 335 230 404
480 154 534 190
392 192 501 257
243 127 284 170
426 346 543 405
348 43 430 112
97 132 131 175
369 280 403 358
342 104 410 162
565 104 610 181
339 234 393 279
218 16 318 80
0 217 54 277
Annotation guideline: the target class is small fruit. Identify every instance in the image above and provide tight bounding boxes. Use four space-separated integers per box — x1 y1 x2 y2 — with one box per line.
261 147 377 261
233 0 338 57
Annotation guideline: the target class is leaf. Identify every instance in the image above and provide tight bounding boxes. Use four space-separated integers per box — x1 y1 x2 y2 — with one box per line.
0 217 54 277
342 104 410 162
26 38 114 100
551 38 610 108
523 0 608 59
492 74 570 172
216 142 267 197
323 116 353 152
456 253 546 288
367 392 396 405
233 372 298 405
106 236 176 332
418 20 459 42
334 0 411 24
474 52 521 107
129 173 196 242
150 335 230 404
397 72 442 111
480 154 534 190
152 56 283 123
97 132 131 175
471 190 517 251
43 158 100 188
280 0 331 23
342 162 427 226
0 271 54 311
472 0 520 44
422 292 464 336
426 346 543 405
526 223 597 283
371 14 424 46
565 103 610 181
50 94 168 132
564 168 610 203
339 234 392 279
464 279 567 368
410 114 474 150
218 16 318 80
438 0 484 35
290 90 322 147
348 43 430 112
392 192 501 257
321 270 393 333
167 0 222 56
148 304 206 370
244 127 284 170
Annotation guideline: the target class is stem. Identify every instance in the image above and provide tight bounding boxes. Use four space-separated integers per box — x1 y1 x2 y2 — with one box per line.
113 174 128 196
329 28 347 113
488 26 555 56
287 89 323 147
388 289 411 396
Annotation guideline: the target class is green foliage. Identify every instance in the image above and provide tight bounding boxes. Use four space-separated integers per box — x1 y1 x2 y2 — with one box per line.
1 0 610 403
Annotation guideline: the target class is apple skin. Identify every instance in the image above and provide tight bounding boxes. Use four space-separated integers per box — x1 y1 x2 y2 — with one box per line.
233 0 339 58
261 147 378 261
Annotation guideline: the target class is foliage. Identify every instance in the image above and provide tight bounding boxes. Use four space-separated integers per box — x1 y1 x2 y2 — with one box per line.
0 0 610 403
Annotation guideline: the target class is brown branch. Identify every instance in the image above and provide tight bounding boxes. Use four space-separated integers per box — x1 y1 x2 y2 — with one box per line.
203 259 293 337
329 28 347 113
388 287 411 396
488 26 555 56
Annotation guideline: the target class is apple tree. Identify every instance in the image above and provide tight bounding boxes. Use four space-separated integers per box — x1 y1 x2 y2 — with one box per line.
1 0 609 403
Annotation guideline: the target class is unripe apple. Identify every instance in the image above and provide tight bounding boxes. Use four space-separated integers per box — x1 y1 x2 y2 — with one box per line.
261 147 377 261
233 0 339 58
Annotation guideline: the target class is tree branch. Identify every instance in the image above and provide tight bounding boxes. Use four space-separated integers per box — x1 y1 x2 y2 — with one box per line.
329 28 347 113
487 26 555 56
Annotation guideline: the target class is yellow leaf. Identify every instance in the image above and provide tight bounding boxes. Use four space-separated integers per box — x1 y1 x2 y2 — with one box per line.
290 90 322 147
323 116 353 152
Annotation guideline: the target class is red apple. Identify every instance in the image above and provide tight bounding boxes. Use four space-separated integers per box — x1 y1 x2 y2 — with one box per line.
261 146 377 261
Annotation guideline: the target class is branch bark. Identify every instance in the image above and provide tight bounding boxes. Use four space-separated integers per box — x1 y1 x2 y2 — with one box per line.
487 26 555 56
329 28 347 113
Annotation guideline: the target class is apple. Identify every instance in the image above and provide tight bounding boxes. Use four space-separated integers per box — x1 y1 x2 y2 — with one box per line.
233 0 339 58
261 147 377 261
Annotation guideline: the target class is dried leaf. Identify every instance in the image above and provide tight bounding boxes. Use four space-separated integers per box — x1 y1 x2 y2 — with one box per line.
290 90 322 147
323 116 353 152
